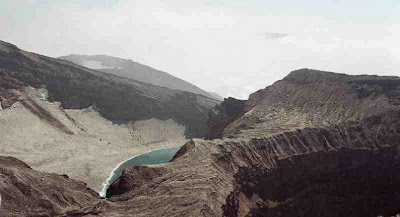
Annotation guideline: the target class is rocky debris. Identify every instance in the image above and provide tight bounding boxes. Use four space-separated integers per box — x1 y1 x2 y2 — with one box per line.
101 70 400 216
223 111 400 217
0 71 23 109
0 156 101 217
170 139 196 161
106 166 169 198
221 69 400 139
0 40 220 138
225 146 400 217
206 97 246 140
95 110 400 217
19 95 74 135
1 66 400 216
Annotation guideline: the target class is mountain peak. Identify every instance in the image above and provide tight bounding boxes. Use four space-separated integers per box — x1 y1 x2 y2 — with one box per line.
59 54 221 101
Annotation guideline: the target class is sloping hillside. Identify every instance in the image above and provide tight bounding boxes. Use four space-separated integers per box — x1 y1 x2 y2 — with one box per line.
0 156 101 217
59 54 220 100
0 41 220 138
0 40 219 193
101 70 400 216
217 68 400 138
1 66 400 216
0 86 187 192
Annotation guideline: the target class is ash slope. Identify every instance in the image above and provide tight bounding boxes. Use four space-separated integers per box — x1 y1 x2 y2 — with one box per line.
104 69 400 216
0 40 220 138
59 54 221 100
1 112 400 216
110 112 400 217
220 68 400 138
1 69 400 217
0 156 101 217
0 86 187 193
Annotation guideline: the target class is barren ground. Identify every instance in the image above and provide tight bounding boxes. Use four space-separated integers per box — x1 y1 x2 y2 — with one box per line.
0 87 187 193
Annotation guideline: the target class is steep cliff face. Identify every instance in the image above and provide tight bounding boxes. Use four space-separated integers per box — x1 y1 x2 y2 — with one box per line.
101 70 400 216
0 156 101 217
0 40 220 138
0 40 198 193
99 111 400 217
1 111 399 216
222 69 400 139
223 112 400 217
1 69 400 216
0 86 188 193
0 71 23 109
225 147 400 217
206 97 246 140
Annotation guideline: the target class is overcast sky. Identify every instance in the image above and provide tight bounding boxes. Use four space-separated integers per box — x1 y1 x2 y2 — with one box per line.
1 0 399 99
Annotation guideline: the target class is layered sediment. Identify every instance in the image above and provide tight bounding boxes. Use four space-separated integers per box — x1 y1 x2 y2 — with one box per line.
0 156 101 217
1 68 400 216
101 111 400 217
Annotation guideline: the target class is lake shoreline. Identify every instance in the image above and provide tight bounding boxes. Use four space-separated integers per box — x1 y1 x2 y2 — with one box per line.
99 146 182 197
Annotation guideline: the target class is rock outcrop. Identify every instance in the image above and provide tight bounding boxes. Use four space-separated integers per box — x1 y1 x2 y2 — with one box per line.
206 97 246 140
222 69 400 139
223 112 400 216
106 166 169 198
1 66 400 216
0 40 220 138
0 156 101 217
100 69 400 216
0 71 22 109
96 111 400 217
0 40 204 193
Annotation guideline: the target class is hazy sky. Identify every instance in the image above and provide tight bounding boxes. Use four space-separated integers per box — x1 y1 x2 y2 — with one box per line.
1 0 400 99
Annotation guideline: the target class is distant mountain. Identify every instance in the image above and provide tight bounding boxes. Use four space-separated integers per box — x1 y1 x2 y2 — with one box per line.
0 40 220 138
58 54 220 100
0 40 222 195
2 69 400 217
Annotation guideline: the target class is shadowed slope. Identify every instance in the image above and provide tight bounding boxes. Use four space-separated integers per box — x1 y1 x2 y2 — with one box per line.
59 54 220 100
1 66 400 216
221 68 400 138
0 156 101 217
0 40 220 138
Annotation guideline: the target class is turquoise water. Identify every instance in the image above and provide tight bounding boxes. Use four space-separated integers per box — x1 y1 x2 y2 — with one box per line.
100 146 181 197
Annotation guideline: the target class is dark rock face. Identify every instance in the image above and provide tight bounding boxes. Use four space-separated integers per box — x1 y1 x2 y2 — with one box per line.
106 166 169 198
1 66 400 216
221 110 400 217
170 139 196 161
222 69 400 139
227 147 400 217
206 97 246 139
0 156 101 217
0 40 220 138
94 111 400 217
0 71 23 109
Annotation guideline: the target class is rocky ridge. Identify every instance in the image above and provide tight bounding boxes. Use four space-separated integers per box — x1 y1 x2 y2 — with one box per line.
58 54 221 100
101 69 400 216
0 40 220 138
0 156 101 217
221 69 400 138
1 66 400 216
